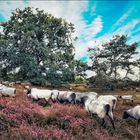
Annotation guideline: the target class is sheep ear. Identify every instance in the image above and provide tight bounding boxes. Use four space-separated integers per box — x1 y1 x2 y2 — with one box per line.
26 89 31 94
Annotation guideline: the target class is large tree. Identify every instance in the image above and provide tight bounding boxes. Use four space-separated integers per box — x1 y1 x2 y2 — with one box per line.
0 7 76 85
88 35 139 81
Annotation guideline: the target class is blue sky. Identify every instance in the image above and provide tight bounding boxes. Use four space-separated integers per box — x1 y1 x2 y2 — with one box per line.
0 0 140 61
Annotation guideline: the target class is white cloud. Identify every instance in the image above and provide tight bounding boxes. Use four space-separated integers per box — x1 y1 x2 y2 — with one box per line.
128 34 140 45
80 16 103 41
114 7 134 27
109 19 139 37
93 19 140 50
74 16 103 59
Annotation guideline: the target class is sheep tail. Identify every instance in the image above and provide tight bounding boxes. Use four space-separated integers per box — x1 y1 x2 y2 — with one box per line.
105 104 110 115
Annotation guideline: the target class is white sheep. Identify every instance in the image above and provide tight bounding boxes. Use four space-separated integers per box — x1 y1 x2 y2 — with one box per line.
75 92 97 105
57 91 76 104
123 105 140 127
26 88 53 101
0 86 16 97
83 97 115 129
49 90 60 102
121 95 134 103
97 95 117 111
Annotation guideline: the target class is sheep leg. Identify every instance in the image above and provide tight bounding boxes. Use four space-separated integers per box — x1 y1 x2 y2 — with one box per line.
108 115 115 129
136 120 140 128
100 118 105 127
49 97 54 103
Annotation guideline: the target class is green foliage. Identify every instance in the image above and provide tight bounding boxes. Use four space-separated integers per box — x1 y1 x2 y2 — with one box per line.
74 60 88 77
0 7 76 85
88 35 139 84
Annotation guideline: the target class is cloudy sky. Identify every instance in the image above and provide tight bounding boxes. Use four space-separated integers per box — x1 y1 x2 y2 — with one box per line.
0 0 140 79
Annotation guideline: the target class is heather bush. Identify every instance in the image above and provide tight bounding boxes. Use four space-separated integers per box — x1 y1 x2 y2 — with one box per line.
0 113 16 134
0 90 140 140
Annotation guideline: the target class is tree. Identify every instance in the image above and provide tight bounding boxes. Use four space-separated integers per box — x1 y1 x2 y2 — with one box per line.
0 7 76 85
88 35 139 82
74 60 88 83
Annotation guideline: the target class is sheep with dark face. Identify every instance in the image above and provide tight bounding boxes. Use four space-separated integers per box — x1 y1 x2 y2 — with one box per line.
49 90 60 102
75 92 98 106
57 91 76 104
83 97 115 129
123 105 140 127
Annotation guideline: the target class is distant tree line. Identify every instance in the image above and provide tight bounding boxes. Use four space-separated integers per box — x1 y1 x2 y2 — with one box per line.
0 7 139 87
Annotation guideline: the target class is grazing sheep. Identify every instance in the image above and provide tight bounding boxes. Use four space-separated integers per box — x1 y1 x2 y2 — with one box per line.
26 88 53 101
75 92 97 105
0 86 16 97
123 105 140 127
75 92 86 104
56 91 67 103
97 95 117 111
121 95 134 103
83 97 115 129
49 90 60 102
57 91 76 104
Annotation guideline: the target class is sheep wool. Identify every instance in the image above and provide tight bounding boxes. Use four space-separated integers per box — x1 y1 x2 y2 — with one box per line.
123 105 140 120
97 95 117 110
84 98 115 129
1 87 16 97
28 88 53 101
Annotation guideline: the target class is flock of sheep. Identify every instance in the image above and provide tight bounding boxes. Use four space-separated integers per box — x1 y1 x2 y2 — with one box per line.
0 84 140 130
